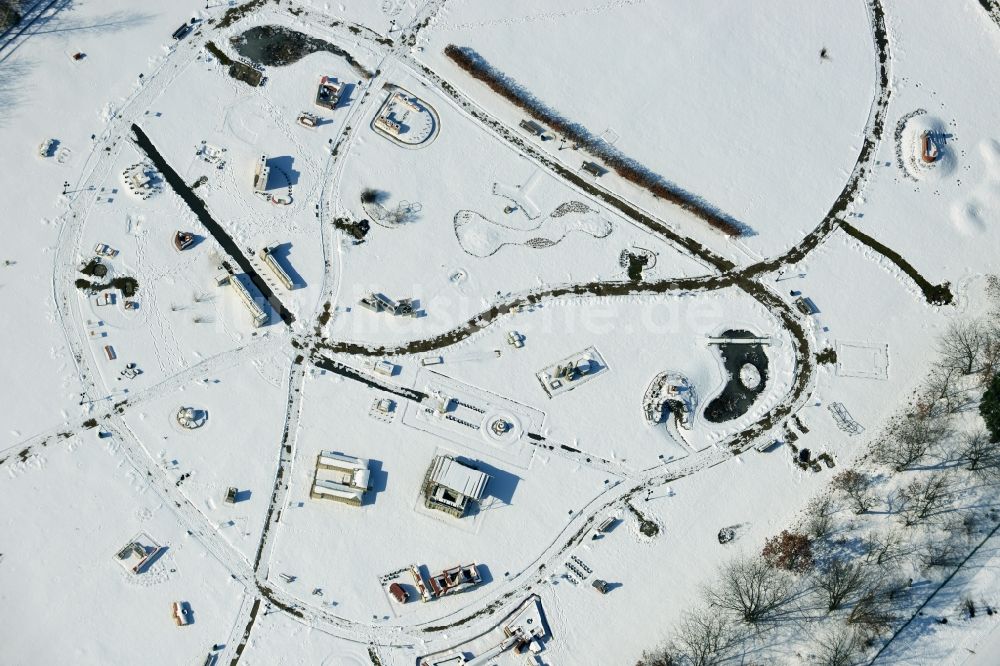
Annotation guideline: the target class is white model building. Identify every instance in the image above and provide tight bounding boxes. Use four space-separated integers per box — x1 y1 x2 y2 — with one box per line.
261 246 295 290
410 562 483 602
113 532 163 574
310 451 371 506
421 455 490 518
220 273 268 327
315 76 343 110
253 154 270 194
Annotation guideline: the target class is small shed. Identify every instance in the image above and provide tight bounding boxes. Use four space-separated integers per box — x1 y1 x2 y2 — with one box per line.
388 582 409 604
581 161 608 177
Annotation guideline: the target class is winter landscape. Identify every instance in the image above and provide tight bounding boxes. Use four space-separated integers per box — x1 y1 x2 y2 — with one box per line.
2 1 1000 664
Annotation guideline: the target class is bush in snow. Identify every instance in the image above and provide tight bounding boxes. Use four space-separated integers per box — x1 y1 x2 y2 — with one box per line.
762 530 813 573
981 373 1000 443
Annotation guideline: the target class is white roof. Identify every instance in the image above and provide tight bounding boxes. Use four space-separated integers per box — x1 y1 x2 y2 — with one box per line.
429 456 489 501
312 479 364 502
318 451 368 471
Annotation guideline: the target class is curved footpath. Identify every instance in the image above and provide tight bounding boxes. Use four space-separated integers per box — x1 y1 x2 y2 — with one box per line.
1 0 962 659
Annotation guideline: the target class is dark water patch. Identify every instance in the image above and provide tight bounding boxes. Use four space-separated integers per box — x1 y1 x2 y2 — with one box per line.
230 25 372 77
206 40 262 87
704 329 769 423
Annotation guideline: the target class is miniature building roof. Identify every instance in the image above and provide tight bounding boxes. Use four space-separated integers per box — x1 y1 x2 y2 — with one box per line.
429 456 489 501
318 451 368 471
311 479 365 503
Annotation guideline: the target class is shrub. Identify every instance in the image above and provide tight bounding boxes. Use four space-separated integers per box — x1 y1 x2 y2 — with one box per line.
982 373 1000 443
762 530 813 573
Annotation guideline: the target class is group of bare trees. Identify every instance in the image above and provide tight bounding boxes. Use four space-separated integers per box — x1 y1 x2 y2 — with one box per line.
637 310 1000 666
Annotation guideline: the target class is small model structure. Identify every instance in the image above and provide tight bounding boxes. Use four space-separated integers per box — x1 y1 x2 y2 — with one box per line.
593 516 616 539
920 130 939 163
410 562 483 602
216 272 268 327
369 396 396 423
358 293 418 317
173 231 195 251
371 87 439 147
310 451 371 506
591 579 610 594
388 582 409 604
176 407 207 429
122 162 160 199
643 372 697 431
536 346 608 398
519 119 547 137
196 142 226 168
171 601 192 626
315 76 343 110
38 139 56 158
489 417 511 436
94 243 119 258
418 594 549 665
113 532 163 574
374 114 402 136
261 245 296 290
373 360 396 377
171 23 192 40
253 154 270 195
421 455 490 518
296 111 319 128
225 487 238 504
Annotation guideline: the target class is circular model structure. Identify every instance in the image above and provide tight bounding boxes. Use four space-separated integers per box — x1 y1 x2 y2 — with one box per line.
175 406 208 430
482 409 522 445
898 112 954 182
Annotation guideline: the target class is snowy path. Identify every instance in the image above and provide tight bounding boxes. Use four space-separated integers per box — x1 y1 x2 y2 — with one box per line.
15 0 965 656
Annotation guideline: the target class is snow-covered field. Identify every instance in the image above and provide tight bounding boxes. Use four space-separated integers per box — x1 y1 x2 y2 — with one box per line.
3 1 1000 665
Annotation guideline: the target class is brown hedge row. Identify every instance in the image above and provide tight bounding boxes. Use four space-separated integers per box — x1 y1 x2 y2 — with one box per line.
444 45 743 237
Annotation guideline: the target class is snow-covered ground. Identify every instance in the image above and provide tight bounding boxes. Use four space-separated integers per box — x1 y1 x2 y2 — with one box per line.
3 1 1000 665
418 0 879 263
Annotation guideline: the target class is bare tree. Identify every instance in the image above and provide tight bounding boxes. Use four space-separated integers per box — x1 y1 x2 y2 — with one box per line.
670 606 737 666
815 626 864 666
921 536 965 569
634 648 678 666
897 472 955 526
848 587 894 638
863 529 905 567
706 556 791 624
922 363 968 416
938 319 987 376
960 428 1000 474
831 470 877 514
815 559 868 612
873 412 949 471
805 495 838 540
